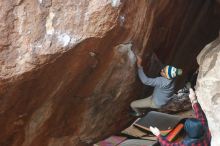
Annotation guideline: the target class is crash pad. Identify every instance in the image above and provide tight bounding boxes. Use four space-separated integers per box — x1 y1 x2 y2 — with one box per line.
166 123 184 141
133 111 184 135
121 124 157 141
119 139 157 146
93 136 127 146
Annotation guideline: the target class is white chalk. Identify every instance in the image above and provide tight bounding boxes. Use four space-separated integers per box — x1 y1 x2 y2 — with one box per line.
46 12 55 35
111 0 121 7
119 15 125 26
58 33 71 47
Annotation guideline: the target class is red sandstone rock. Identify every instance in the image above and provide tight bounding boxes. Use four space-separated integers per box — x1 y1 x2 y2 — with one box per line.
0 0 220 146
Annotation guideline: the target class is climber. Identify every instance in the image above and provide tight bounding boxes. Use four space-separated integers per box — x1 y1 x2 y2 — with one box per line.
150 88 211 146
130 55 183 116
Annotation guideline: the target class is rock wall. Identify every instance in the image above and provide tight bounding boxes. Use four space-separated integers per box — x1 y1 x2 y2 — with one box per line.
0 0 220 145
196 34 220 146
0 1 148 145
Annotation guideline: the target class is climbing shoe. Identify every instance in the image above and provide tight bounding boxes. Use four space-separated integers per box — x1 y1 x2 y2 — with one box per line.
129 111 142 117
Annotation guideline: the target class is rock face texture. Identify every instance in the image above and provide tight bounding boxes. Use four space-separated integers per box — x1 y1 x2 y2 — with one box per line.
0 0 220 146
196 35 220 146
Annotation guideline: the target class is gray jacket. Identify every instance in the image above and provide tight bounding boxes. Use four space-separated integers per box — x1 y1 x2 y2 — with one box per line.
138 67 175 108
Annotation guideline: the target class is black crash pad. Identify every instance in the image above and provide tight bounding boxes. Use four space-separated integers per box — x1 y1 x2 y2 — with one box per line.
133 111 185 135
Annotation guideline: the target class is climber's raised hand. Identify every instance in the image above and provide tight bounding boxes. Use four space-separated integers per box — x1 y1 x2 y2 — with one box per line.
136 55 142 68
189 88 198 105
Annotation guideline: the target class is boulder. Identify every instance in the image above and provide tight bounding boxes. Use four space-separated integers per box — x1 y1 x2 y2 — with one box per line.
196 34 220 146
0 0 220 145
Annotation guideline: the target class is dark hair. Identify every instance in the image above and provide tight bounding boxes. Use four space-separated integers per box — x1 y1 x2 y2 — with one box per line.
184 118 204 138
160 64 166 70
